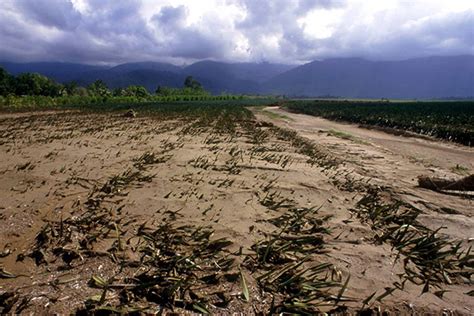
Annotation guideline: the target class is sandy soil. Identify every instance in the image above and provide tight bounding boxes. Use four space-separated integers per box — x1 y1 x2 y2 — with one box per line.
0 108 472 314
259 107 474 234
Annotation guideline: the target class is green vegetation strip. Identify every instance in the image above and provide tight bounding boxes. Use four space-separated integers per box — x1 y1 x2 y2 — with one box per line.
284 100 474 146
0 66 277 111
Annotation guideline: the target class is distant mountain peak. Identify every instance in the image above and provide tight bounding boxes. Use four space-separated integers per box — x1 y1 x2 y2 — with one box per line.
1 55 473 98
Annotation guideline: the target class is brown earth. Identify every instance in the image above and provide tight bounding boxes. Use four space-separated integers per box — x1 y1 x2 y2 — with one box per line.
0 107 472 314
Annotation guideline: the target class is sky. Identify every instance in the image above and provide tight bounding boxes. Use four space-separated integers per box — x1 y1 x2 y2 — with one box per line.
0 0 473 65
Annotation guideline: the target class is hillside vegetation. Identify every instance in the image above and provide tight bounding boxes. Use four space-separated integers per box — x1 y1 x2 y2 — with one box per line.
2 56 473 98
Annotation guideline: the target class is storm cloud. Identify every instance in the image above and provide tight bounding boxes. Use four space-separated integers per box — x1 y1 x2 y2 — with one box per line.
0 0 472 65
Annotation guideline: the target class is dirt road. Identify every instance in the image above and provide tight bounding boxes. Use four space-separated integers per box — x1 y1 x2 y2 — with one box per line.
257 106 473 246
261 106 473 173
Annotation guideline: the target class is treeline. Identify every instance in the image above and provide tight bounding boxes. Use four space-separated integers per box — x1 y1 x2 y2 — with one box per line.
0 66 212 98
1 68 64 97
0 67 245 110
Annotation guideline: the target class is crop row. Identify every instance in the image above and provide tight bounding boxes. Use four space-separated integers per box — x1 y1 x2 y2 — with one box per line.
0 95 277 112
285 100 474 146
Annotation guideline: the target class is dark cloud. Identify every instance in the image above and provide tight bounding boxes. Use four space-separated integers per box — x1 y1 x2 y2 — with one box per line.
0 4 52 62
235 0 326 61
1 0 161 64
0 0 472 65
152 5 187 28
83 0 151 36
151 5 230 60
315 9 474 61
15 0 81 30
237 0 343 27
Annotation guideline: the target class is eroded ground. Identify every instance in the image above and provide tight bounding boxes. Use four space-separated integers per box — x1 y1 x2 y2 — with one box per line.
0 106 472 314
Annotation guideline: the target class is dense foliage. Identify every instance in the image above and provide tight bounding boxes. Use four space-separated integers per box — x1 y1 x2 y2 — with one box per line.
285 100 474 146
0 67 261 110
0 69 64 97
155 86 209 97
0 94 276 112
155 76 209 97
0 67 220 100
0 68 13 96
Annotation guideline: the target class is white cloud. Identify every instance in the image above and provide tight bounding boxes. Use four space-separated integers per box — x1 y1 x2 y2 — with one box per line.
298 8 345 39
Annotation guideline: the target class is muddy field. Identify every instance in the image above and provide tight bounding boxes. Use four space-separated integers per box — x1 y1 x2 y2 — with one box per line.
0 105 473 314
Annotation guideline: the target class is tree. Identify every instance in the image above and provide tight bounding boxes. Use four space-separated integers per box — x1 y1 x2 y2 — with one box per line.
113 87 125 97
0 67 14 96
64 81 78 95
87 80 110 97
155 86 177 96
155 79 209 97
114 86 149 98
75 87 89 97
184 76 202 91
123 85 149 98
155 85 164 95
14 73 63 96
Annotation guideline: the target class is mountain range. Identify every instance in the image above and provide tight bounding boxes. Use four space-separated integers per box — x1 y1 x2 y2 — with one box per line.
1 55 473 99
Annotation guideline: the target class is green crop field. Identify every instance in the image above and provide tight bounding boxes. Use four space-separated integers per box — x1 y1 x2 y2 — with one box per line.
0 96 276 112
284 100 474 146
0 95 278 112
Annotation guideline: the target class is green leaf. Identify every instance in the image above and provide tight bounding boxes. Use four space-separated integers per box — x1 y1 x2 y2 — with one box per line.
240 270 250 302
362 291 377 306
376 287 395 302
90 275 107 288
192 302 210 314
335 274 350 305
